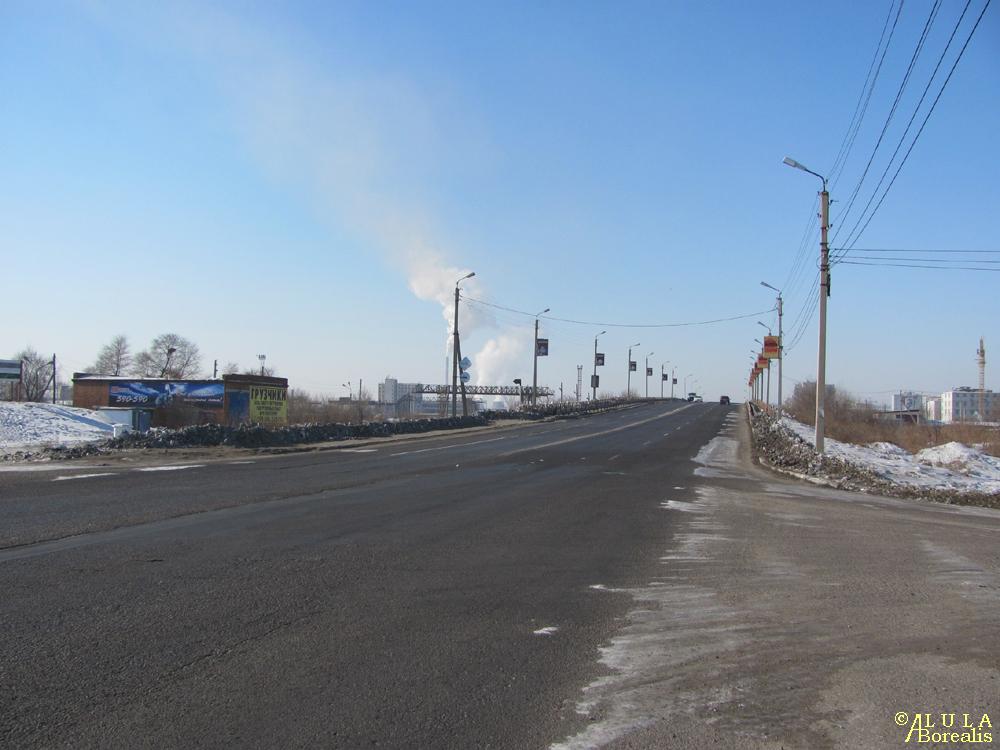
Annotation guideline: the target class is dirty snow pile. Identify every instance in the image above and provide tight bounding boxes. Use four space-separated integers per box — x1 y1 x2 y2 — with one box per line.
780 416 1000 495
0 402 117 455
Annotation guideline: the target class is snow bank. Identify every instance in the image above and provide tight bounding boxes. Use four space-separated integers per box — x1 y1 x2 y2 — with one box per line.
0 403 116 455
780 416 1000 495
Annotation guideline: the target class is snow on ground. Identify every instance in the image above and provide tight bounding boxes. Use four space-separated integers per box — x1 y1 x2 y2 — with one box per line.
0 402 116 455
780 416 1000 495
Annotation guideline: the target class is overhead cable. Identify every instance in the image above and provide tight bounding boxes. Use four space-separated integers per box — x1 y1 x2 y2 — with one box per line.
461 295 775 329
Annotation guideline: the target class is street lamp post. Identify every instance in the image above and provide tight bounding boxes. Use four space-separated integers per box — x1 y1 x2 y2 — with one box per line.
660 361 670 398
670 367 676 398
532 307 550 406
761 281 784 418
645 351 654 398
683 373 694 396
784 156 829 451
592 330 606 400
627 342 640 398
754 339 771 406
452 272 476 417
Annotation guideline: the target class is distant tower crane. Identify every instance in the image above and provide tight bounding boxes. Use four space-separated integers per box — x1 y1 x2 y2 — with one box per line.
977 337 986 421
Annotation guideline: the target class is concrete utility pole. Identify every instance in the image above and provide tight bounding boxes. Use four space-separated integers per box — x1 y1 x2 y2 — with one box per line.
645 352 654 398
762 282 784 418
977 337 986 421
451 272 475 417
592 331 606 400
532 307 550 406
627 343 640 398
784 156 829 452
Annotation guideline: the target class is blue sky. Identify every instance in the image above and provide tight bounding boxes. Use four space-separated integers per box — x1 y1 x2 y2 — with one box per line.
2 1 997 404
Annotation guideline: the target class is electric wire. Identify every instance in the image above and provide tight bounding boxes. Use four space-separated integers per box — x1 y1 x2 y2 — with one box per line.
833 0 942 242
837 260 1000 272
841 0 992 250
461 294 775 329
839 0 975 251
828 0 903 189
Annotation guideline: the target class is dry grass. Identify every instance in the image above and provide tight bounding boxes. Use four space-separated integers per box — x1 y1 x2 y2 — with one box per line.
784 381 1000 458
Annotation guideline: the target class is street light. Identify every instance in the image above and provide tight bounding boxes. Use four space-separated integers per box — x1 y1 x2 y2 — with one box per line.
532 307 550 406
644 351 654 398
627 342 640 398
660 360 670 398
757 321 772 334
761 281 784 418
683 372 694 394
784 156 830 452
592 330 606 400
257 353 267 377
452 271 476 417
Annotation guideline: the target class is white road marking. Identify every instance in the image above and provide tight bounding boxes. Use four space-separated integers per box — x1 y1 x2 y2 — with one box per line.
498 403 694 457
608 454 621 462
52 473 116 482
135 464 206 472
339 448 378 453
228 460 256 465
390 435 506 456
533 626 559 636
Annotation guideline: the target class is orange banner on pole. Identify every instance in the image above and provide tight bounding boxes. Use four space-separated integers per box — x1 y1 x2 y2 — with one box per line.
757 355 769 370
763 335 780 359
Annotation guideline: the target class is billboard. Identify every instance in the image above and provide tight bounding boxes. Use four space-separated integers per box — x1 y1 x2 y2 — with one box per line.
757 356 769 369
0 359 22 381
629 361 637 372
646 367 653 376
662 373 669 381
536 338 549 356
763 335 781 359
108 381 223 407
250 385 287 424
595 353 605 366
590 374 599 388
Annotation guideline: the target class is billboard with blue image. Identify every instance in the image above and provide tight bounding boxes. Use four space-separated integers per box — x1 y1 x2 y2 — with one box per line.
108 381 224 408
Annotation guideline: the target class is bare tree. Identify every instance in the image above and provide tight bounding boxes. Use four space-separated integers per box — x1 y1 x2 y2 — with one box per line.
222 361 241 375
91 335 132 375
132 334 202 379
15 347 54 402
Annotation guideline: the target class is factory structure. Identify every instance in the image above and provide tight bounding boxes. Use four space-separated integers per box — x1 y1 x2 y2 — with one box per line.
892 337 996 424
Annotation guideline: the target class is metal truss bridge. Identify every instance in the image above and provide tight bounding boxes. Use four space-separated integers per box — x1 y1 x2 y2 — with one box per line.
415 384 554 397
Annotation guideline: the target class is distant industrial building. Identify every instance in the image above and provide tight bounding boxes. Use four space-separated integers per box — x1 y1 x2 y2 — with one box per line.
940 387 997 423
892 392 925 412
378 377 439 418
923 396 942 423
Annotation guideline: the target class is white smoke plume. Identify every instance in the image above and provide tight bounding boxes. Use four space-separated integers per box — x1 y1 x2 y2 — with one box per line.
89 4 513 379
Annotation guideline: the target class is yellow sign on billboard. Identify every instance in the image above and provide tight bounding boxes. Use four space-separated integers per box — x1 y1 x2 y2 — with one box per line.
249 385 288 424
757 356 770 370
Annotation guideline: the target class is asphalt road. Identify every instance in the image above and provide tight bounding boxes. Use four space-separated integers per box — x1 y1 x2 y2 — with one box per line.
2 402 998 749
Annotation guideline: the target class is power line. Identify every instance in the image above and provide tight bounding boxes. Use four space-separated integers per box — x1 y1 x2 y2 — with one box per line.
834 247 1000 253
839 0 976 251
835 255 1000 264
834 0 942 242
838 259 1000 271
461 294 775 329
828 0 902 188
842 0 992 249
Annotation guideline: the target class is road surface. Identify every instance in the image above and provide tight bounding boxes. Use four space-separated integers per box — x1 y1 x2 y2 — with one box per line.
1 402 997 748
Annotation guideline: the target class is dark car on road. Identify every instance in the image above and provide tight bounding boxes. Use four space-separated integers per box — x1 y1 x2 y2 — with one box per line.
719 395 731 405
